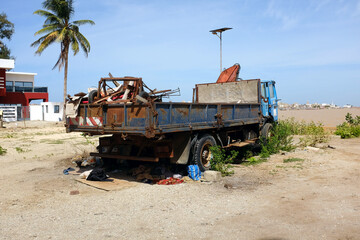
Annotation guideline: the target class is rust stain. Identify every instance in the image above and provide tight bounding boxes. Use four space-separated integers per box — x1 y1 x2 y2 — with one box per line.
176 109 189 116
159 108 167 115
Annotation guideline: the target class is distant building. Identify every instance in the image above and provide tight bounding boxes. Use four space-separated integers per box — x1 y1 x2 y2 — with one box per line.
30 102 63 121
0 59 49 121
0 59 48 106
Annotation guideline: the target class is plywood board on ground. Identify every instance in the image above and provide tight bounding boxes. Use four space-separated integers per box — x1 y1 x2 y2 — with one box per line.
76 178 137 191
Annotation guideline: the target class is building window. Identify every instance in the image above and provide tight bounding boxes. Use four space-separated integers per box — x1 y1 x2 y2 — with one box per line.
54 105 60 113
14 81 33 87
6 81 13 91
46 105 48 113
23 82 33 87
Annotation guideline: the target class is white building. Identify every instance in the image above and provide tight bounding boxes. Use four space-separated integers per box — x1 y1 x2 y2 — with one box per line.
30 102 63 121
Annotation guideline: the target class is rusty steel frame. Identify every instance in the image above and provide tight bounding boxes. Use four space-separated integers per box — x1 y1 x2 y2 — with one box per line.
95 77 144 104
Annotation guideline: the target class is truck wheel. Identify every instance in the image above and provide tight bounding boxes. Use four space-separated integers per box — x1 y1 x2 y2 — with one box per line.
194 134 216 172
88 90 98 103
261 123 273 140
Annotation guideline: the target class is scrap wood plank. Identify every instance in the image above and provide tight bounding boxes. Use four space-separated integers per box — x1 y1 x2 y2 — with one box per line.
76 178 137 191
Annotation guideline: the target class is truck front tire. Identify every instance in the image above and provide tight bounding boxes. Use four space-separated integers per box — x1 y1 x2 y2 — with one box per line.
194 134 216 172
261 123 273 140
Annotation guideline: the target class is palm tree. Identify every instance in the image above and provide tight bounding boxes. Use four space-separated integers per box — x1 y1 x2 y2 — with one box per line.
31 0 94 119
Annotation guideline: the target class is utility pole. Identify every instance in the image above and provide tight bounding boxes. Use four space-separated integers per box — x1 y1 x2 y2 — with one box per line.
210 27 232 73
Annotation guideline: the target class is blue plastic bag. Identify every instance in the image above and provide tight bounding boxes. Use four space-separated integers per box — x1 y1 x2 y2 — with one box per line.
188 165 201 181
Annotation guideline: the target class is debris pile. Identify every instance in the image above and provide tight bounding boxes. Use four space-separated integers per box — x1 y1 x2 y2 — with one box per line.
66 75 180 117
63 155 210 186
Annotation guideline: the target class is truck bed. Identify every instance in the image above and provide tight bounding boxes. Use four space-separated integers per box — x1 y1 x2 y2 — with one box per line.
66 102 261 138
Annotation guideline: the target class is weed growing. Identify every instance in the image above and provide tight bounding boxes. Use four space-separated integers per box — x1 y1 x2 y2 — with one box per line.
243 156 267 165
209 146 238 176
335 113 360 139
40 139 64 144
0 145 7 155
6 133 16 138
15 147 25 153
283 157 304 163
81 133 95 146
281 118 329 147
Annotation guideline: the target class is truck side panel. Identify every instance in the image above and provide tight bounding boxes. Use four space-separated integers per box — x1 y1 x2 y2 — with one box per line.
67 102 261 137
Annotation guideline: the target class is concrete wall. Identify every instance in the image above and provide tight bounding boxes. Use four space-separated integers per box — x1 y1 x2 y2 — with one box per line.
43 102 63 121
29 105 42 121
196 80 259 104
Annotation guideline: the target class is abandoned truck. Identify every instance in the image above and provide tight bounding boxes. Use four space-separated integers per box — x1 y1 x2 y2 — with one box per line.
65 64 278 172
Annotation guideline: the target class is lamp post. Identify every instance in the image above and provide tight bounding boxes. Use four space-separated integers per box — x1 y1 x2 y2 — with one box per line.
209 27 232 73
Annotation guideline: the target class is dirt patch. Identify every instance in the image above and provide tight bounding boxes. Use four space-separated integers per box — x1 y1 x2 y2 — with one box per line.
0 115 360 239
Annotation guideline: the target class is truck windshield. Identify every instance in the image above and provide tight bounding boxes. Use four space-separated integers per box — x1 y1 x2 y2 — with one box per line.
269 83 274 98
261 84 267 98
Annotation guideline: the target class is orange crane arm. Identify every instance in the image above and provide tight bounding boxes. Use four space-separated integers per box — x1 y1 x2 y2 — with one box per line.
216 64 240 83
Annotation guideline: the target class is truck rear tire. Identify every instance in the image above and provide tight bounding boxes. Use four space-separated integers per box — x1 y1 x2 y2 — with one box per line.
194 134 216 172
261 123 273 141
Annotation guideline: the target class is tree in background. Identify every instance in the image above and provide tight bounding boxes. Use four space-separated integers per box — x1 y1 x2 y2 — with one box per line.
0 12 15 59
31 0 94 119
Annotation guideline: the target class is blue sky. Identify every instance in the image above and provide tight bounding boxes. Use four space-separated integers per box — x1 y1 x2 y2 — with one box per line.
2 0 360 105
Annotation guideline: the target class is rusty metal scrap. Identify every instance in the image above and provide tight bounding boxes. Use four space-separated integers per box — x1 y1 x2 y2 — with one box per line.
67 76 180 106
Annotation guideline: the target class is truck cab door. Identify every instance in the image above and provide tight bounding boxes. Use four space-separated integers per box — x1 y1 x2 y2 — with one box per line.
261 82 269 117
268 81 278 121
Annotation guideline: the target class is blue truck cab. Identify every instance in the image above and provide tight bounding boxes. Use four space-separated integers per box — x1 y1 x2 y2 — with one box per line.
261 80 278 122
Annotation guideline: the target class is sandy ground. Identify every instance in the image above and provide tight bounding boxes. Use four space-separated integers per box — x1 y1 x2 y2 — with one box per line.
279 107 360 127
0 110 360 240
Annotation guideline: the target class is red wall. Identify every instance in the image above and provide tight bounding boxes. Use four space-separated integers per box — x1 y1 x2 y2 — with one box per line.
0 69 5 97
0 92 48 106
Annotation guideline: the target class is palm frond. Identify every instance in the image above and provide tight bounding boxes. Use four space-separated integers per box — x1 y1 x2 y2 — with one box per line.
72 19 95 26
34 25 60 36
33 10 62 24
71 35 79 55
31 32 52 47
74 31 90 55
57 27 71 43
35 31 59 54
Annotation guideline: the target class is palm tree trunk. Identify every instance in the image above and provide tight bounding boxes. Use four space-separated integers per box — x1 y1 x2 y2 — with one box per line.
63 48 69 122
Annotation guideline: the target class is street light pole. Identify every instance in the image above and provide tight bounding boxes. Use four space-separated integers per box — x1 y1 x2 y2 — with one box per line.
210 27 232 73
220 31 222 72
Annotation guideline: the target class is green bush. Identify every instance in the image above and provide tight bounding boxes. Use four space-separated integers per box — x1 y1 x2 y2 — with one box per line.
210 146 238 176
299 122 329 147
0 145 7 155
260 121 295 158
335 113 360 139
